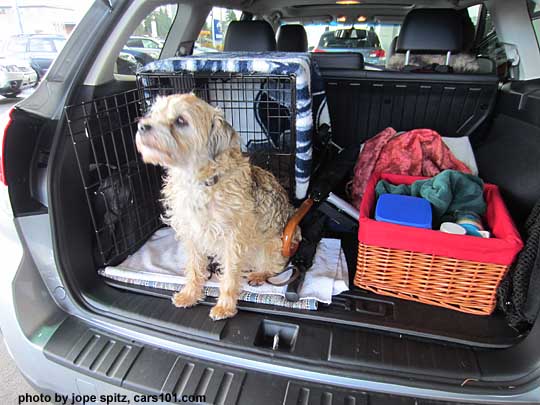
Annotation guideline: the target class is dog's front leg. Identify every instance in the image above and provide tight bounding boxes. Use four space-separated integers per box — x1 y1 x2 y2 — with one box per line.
172 239 207 308
209 241 242 321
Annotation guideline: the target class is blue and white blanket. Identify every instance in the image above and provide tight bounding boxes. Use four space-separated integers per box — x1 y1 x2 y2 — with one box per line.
139 52 315 199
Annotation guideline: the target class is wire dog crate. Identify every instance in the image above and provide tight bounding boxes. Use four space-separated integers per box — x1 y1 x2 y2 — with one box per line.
66 90 163 267
66 72 297 267
137 71 297 194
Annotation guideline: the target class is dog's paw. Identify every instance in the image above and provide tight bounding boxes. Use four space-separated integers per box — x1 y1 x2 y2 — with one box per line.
209 304 237 321
247 272 267 287
171 291 201 308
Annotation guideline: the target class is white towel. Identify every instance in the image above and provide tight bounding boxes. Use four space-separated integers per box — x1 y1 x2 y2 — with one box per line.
99 227 349 310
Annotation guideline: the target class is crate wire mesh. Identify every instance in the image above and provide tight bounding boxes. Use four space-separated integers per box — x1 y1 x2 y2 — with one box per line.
66 72 297 267
137 71 297 194
66 90 163 267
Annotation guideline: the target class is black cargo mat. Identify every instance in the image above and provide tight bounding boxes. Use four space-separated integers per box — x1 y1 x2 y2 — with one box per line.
97 234 523 349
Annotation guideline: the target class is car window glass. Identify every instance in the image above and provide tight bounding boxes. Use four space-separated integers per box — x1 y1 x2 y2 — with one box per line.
194 7 241 53
53 39 66 52
298 20 400 67
142 39 160 49
127 39 144 47
474 5 508 76
528 0 540 47
116 4 177 76
7 38 27 53
29 39 55 53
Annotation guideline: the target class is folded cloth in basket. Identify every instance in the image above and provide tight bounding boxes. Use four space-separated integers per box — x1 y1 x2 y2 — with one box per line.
99 227 349 310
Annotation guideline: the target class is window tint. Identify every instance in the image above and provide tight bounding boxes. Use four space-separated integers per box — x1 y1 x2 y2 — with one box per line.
127 39 144 47
194 7 241 53
116 4 177 76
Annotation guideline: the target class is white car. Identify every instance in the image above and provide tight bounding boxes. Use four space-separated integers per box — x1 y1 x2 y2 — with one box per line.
0 58 37 98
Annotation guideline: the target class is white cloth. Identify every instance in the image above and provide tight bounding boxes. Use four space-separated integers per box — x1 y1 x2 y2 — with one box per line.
442 136 479 176
100 227 348 307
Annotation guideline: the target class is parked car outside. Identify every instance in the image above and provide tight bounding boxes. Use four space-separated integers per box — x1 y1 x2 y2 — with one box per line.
0 57 38 98
313 28 386 65
1 34 66 81
125 35 163 59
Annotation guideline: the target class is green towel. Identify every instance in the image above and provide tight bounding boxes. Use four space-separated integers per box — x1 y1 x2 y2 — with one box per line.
375 170 486 225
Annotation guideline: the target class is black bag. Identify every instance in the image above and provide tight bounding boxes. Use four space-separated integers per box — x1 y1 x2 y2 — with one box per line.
498 199 540 330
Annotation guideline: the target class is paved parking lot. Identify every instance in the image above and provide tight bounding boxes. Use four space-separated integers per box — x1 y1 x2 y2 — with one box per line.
0 89 33 115
0 338 43 404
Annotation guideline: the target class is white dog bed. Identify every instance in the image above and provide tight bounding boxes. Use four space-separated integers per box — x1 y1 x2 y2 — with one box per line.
99 227 349 310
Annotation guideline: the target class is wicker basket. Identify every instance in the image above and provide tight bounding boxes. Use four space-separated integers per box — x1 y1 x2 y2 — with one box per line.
355 173 523 316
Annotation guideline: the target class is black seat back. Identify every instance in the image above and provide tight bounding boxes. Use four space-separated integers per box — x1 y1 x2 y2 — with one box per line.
276 24 308 52
324 71 498 148
224 21 276 52
319 9 498 147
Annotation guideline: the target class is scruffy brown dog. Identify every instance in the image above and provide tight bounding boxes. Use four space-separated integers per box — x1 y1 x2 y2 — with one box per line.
136 93 298 320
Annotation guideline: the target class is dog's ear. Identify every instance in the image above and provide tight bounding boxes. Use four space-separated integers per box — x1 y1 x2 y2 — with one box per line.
208 109 238 160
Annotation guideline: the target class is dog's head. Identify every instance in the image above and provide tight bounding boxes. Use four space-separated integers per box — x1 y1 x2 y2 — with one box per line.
136 93 238 168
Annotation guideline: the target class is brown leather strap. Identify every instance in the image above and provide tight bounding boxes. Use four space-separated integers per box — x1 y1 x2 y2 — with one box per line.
266 265 301 287
281 198 314 257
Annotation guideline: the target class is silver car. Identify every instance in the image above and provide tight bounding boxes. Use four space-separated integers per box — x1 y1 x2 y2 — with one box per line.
1 1 540 404
0 58 37 98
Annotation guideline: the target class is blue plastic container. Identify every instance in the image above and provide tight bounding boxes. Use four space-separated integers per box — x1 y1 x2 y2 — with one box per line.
375 194 432 229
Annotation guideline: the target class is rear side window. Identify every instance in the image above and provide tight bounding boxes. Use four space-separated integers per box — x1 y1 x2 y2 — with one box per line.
472 4 509 77
115 4 178 76
194 7 242 53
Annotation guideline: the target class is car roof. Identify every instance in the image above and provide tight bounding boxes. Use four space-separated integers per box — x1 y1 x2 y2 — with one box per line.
215 0 478 24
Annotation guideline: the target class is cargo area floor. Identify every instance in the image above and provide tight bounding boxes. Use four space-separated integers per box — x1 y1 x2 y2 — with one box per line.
93 234 521 349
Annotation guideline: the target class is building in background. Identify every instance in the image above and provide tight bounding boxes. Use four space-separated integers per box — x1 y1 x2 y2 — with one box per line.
0 0 93 39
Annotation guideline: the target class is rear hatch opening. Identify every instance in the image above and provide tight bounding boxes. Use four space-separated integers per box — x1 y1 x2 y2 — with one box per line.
32 0 540 396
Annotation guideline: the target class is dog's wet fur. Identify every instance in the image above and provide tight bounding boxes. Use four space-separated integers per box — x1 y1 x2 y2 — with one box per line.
136 94 299 320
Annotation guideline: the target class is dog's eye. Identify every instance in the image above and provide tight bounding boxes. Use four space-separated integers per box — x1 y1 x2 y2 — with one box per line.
175 115 188 127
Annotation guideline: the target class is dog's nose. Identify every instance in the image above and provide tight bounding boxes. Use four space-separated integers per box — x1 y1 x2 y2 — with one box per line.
138 123 152 133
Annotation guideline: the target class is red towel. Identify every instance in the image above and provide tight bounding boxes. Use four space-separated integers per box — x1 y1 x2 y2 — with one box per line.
351 128 472 208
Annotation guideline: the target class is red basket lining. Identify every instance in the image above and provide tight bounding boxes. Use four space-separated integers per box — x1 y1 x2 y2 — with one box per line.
358 173 523 265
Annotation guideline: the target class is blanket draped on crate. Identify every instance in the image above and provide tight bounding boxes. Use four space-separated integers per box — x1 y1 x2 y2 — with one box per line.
138 52 316 199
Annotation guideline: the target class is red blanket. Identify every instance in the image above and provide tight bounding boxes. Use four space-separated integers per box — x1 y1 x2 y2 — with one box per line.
351 128 471 208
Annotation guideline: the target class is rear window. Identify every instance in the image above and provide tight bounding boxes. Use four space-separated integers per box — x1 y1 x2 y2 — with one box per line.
29 39 56 53
115 4 177 76
302 21 401 66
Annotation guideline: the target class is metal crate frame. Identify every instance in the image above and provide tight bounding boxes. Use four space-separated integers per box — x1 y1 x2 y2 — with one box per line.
66 71 297 267
137 71 297 195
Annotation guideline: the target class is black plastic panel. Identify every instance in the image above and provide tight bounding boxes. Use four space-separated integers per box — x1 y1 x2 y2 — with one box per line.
99 277 521 349
43 316 484 405
475 81 540 230
323 74 498 148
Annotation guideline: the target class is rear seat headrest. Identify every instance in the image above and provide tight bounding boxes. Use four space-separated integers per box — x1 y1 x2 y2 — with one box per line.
224 21 276 52
396 8 464 54
276 24 308 52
